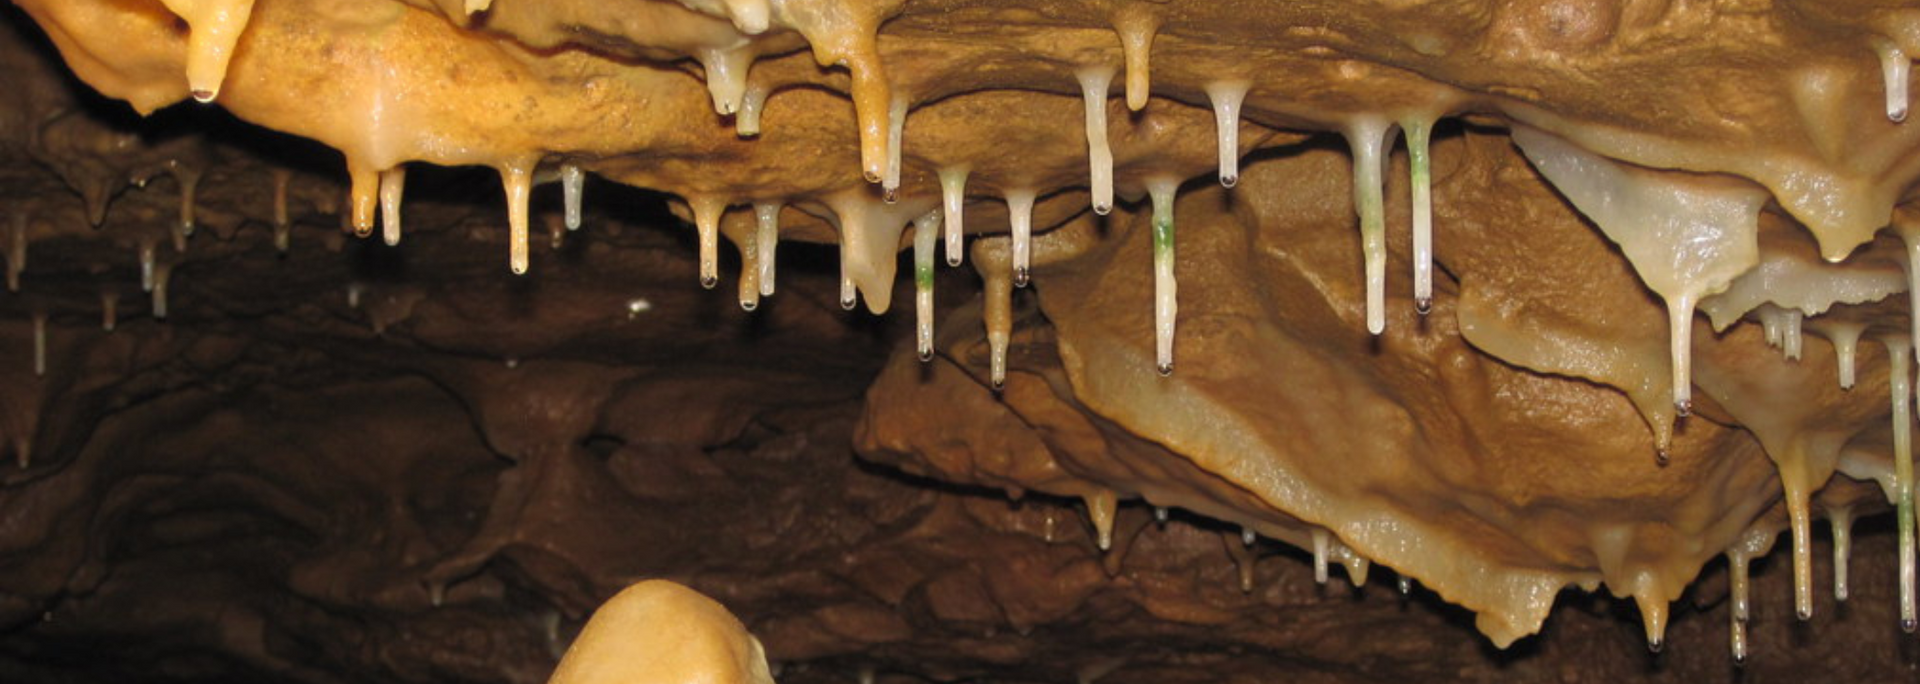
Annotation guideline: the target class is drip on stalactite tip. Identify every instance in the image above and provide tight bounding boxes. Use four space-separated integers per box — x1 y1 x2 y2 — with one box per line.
1903 618 1918 633
701 275 719 290
1797 605 1813 621
863 170 882 184
1241 527 1256 547
1094 203 1112 216
1158 361 1174 377
1220 174 1238 189
918 347 934 363
1647 638 1662 654
1675 399 1692 418
740 300 757 312
883 187 898 204
1153 507 1168 524
191 90 215 103
1397 576 1412 595
1415 297 1432 315
991 377 1005 391
841 294 858 311
1014 266 1031 289
1655 448 1670 467
1732 652 1747 667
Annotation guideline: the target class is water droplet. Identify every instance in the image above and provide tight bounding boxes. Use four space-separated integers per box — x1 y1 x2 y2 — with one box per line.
1655 448 1670 467
1013 266 1030 288
1796 605 1813 621
190 89 215 103
1647 638 1663 654
917 347 934 362
1157 361 1174 377
1903 618 1917 633
700 274 718 290
1675 399 1692 418
840 293 858 310
863 170 882 184
1094 203 1111 216
1414 297 1432 315
1220 174 1238 188
883 187 898 204
740 300 757 312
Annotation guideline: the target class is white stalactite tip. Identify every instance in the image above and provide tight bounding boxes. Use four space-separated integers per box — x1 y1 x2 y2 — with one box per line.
464 0 492 17
1311 529 1330 584
1830 512 1852 601
840 273 858 310
562 164 585 231
913 211 940 362
1077 67 1117 215
754 203 780 297
1206 81 1250 188
379 167 406 247
1880 41 1911 123
939 167 969 267
1148 178 1179 376
139 242 157 293
1240 526 1255 547
1345 120 1395 336
1889 335 1919 633
1006 190 1036 288
985 263 1012 391
1153 507 1168 524
699 48 751 117
1404 117 1436 315
32 314 46 378
1666 297 1696 419
736 81 770 138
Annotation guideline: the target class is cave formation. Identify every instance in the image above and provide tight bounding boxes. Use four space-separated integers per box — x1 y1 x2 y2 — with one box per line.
3 0 1920 681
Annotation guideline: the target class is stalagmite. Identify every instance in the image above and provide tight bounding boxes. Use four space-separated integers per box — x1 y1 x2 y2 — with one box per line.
1078 66 1116 215
1782 309 1804 361
1006 190 1036 288
1879 40 1911 123
883 93 907 202
561 165 584 231
692 197 727 289
913 210 939 362
7 212 25 293
1148 178 1179 375
152 262 172 320
736 81 769 137
1086 492 1117 551
1112 7 1158 111
31 312 46 378
1206 81 1249 188
1311 529 1330 585
1510 127 1764 421
380 167 406 247
1403 116 1436 314
1831 507 1853 601
100 292 116 333
1888 335 1917 632
1345 120 1395 335
138 241 156 293
754 203 779 296
500 161 535 275
939 167 968 266
271 168 292 254
158 0 256 102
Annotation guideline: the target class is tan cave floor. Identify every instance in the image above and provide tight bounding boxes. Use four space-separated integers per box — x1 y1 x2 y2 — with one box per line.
4 0 1920 682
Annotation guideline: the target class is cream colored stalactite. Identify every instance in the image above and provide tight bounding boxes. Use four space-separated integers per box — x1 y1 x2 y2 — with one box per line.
754 203 780 296
380 167 406 247
1813 321 1866 389
499 160 537 275
735 80 770 137
691 196 729 289
1240 526 1256 547
463 0 492 17
1831 506 1854 602
1877 39 1911 123
1510 126 1765 421
157 0 256 102
348 163 380 238
1086 490 1118 552
825 190 925 315
696 46 755 117
1006 190 1036 288
767 0 900 184
547 580 774 684
913 210 940 362
1698 248 1904 335
1782 309 1804 360
1311 529 1330 585
561 164 585 231
1206 81 1249 188
1889 334 1919 632
1078 66 1117 215
730 225 760 312
1725 527 1777 665
1110 5 1158 111
170 163 203 243
1147 177 1179 375
138 240 157 294
1344 119 1397 336
1403 116 1438 315
152 261 173 319
882 92 908 202
939 166 969 266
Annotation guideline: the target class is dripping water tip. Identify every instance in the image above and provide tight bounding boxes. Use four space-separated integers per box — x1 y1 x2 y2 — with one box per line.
917 347 934 363
863 170 883 184
701 275 719 290
190 90 216 103
1732 652 1746 667
1675 399 1692 418
1220 174 1238 188
947 254 964 268
840 295 858 310
1013 268 1031 288
1646 638 1663 654
1094 203 1112 216
1158 361 1174 377
883 187 899 204
739 300 757 312
1894 108 1910 124
990 377 1006 391
1902 618 1917 633
1796 606 1813 621
1414 297 1432 315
